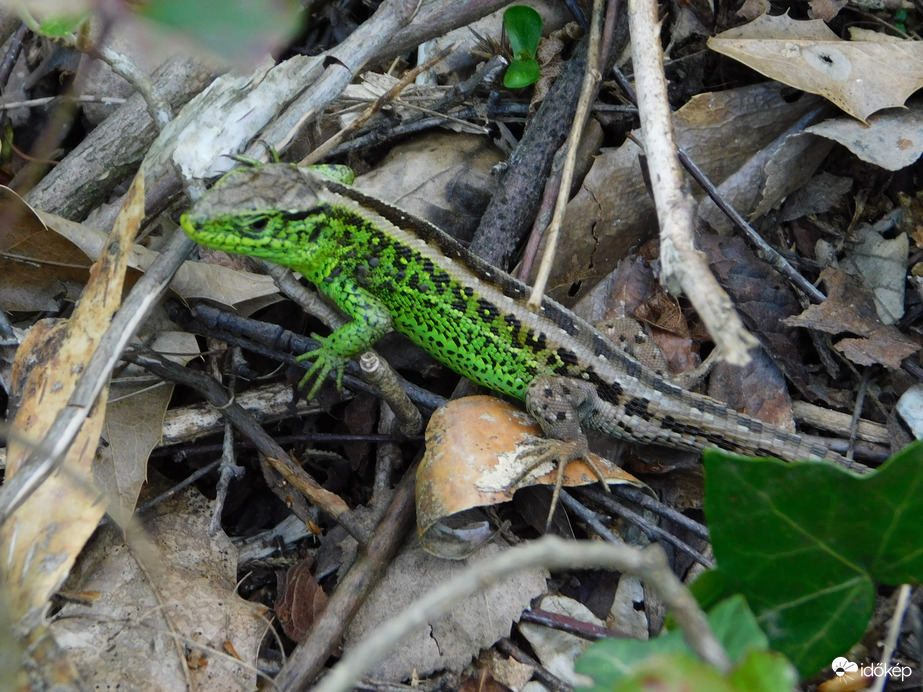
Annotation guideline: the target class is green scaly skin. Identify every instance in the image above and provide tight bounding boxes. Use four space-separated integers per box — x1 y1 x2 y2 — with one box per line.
181 163 852 469
182 168 563 402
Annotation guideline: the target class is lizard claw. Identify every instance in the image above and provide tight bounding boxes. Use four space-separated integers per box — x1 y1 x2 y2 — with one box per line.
514 437 612 530
295 333 349 398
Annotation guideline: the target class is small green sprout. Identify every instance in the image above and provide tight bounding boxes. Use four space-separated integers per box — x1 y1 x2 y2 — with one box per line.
502 6 543 89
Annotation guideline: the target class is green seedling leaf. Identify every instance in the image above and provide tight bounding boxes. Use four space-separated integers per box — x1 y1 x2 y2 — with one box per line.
137 0 303 63
703 442 923 677
503 5 543 89
576 595 776 689
503 58 540 89
504 5 543 59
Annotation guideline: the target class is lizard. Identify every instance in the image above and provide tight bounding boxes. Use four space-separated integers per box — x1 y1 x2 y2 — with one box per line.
180 163 851 483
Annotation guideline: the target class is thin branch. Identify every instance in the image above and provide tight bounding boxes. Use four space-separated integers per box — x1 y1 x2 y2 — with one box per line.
528 0 606 308
628 0 758 365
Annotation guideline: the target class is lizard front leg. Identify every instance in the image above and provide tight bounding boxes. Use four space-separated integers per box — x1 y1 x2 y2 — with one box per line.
297 275 392 398
523 376 613 525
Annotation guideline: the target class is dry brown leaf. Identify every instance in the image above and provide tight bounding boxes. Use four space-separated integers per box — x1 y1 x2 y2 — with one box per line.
696 231 830 403
479 648 536 690
276 556 328 642
0 185 278 315
0 187 92 311
708 14 923 122
708 352 796 430
842 223 909 324
343 539 547 682
737 0 770 20
553 82 823 302
49 487 268 691
0 173 144 627
356 132 503 243
783 267 919 368
97 331 199 517
33 206 280 313
898 192 923 249
778 172 852 222
458 670 515 692
808 0 847 22
417 397 644 559
749 130 834 222
574 256 657 325
806 104 923 171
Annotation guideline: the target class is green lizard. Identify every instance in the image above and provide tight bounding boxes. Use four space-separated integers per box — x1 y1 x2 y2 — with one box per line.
180 163 850 476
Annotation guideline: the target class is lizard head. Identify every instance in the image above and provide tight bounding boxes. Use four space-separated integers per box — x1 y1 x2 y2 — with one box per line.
180 164 335 273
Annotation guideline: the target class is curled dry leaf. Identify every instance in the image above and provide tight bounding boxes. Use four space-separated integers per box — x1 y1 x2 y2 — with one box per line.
276 556 328 642
708 13 923 122
417 396 645 559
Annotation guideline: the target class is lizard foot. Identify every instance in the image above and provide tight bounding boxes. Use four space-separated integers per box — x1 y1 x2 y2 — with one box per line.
294 333 350 398
514 436 611 530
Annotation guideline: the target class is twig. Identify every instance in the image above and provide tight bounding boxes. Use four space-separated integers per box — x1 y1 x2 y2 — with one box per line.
0 23 27 86
272 461 418 689
469 33 593 268
89 43 172 129
578 487 713 567
248 0 476 159
614 67 827 306
528 0 606 308
208 417 245 534
628 0 758 365
0 95 127 110
495 638 573 692
125 350 364 541
300 41 457 166
0 229 192 526
870 584 913 692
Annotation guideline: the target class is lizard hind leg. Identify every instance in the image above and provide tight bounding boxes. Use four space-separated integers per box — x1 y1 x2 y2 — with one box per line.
524 377 614 528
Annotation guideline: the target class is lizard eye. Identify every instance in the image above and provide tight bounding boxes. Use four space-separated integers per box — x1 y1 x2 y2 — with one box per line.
247 217 269 234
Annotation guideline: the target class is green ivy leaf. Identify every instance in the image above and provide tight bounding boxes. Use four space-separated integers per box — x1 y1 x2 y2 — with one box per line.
703 442 923 676
576 595 778 690
726 650 800 692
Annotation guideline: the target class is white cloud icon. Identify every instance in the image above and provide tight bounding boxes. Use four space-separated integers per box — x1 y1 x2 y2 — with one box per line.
831 657 859 676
